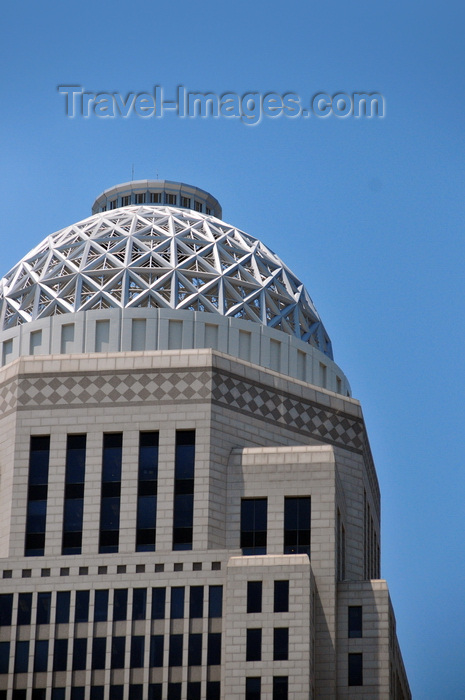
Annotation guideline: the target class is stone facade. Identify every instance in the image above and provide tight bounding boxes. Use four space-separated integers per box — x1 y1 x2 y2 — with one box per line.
0 349 410 699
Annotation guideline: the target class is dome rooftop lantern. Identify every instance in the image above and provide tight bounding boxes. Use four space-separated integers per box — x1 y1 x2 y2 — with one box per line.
92 179 222 219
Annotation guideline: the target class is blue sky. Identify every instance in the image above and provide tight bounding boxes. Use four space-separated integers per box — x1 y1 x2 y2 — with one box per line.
1 1 464 697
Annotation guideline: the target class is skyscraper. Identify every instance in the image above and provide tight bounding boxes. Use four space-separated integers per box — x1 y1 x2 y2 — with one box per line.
0 180 410 699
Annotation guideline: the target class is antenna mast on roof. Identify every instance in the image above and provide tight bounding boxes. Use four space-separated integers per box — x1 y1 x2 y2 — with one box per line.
131 164 134 180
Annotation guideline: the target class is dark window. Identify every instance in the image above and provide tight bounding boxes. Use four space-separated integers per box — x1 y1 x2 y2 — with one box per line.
151 587 166 619
90 688 104 700
188 633 202 666
62 434 86 554
207 632 221 665
274 580 289 613
75 590 90 622
52 690 66 700
194 201 203 212
33 639 49 672
168 634 183 666
110 200 117 210
130 636 144 668
71 689 85 700
110 687 124 700
92 637 106 670
187 682 201 700
173 430 195 550
247 581 262 613
72 638 87 670
273 628 289 661
0 595 13 625
36 591 51 624
32 692 46 700
149 193 161 204
111 637 126 669
241 498 267 555
284 496 310 555
208 585 223 618
122 196 131 206
56 591 70 623
135 193 146 204
189 586 203 618
206 207 211 215
14 640 29 673
273 676 288 700
137 432 158 551
17 592 32 625
170 587 185 619
166 193 177 205
148 686 162 700
167 685 181 700
149 635 164 667
348 653 363 686
348 606 363 638
53 638 68 671
113 589 128 621
181 196 191 208
246 629 262 661
0 642 10 674
94 589 109 622
99 433 122 553
132 588 147 620
206 682 220 700
129 687 143 700
25 435 50 556
246 677 261 700
12 692 27 700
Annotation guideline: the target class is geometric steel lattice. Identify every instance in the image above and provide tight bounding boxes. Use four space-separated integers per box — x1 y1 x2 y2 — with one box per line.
0 205 333 358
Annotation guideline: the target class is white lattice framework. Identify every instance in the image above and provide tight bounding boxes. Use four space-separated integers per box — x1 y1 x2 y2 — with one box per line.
0 206 333 358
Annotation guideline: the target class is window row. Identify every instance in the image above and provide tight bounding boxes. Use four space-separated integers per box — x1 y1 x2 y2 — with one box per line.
0 682 220 700
247 579 289 613
0 585 222 626
246 676 289 700
25 430 195 557
102 192 212 215
0 632 222 674
246 627 289 662
241 496 310 556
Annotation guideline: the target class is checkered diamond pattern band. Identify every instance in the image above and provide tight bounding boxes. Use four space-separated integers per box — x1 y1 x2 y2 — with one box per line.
212 371 364 452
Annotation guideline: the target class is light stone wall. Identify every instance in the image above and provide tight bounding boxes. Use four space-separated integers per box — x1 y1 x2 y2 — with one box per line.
224 555 313 699
0 309 351 396
0 347 408 699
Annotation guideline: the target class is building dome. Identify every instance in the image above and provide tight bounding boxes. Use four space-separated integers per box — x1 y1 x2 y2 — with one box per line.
0 182 333 358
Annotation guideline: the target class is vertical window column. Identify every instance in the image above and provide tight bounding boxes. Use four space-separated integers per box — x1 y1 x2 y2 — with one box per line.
284 496 311 555
25 436 50 556
241 499 267 555
99 433 123 553
173 430 195 550
136 432 159 552
62 434 86 555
